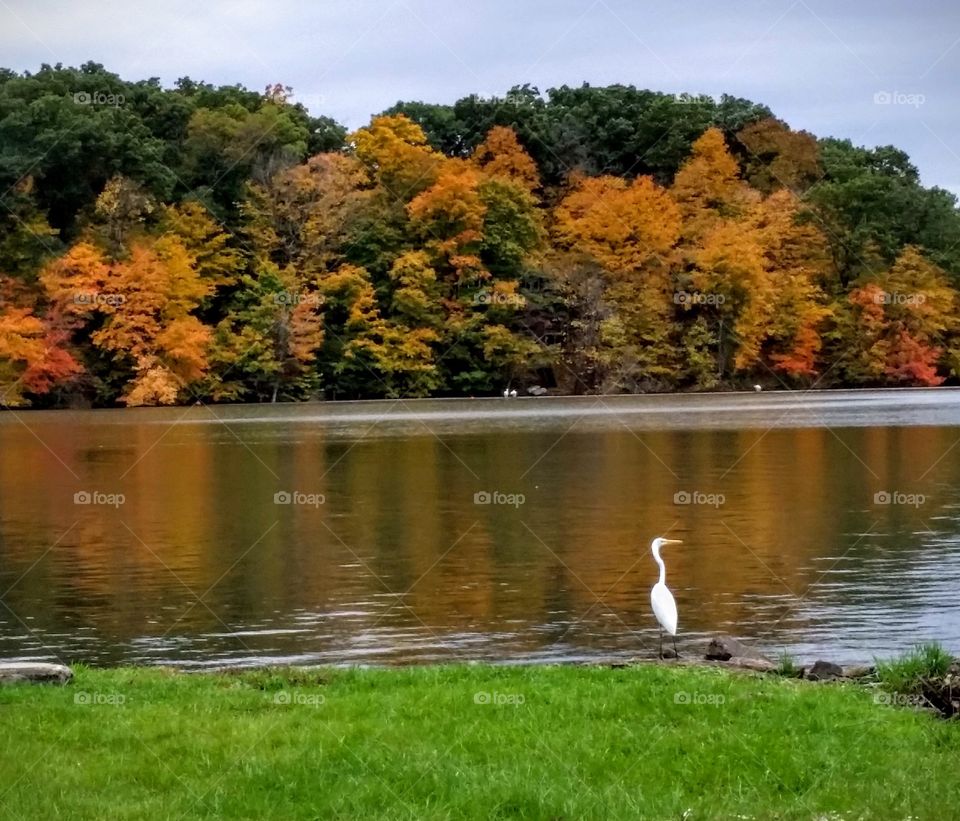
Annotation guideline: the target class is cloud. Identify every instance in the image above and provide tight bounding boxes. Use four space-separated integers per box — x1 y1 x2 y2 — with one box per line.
2 0 959 193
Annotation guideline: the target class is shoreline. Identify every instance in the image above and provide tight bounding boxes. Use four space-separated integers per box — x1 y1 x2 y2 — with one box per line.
4 383 960 414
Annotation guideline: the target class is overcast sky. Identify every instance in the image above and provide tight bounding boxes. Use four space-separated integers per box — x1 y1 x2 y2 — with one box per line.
3 0 959 193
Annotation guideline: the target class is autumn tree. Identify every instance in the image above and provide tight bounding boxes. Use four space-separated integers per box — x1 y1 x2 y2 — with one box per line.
315 263 441 397
91 175 156 258
671 127 754 240
351 115 444 201
206 265 324 402
0 303 82 406
471 126 540 192
406 150 545 394
160 201 245 289
836 247 954 386
0 276 83 405
0 304 48 406
41 238 213 405
734 118 822 194
243 152 371 274
553 174 682 390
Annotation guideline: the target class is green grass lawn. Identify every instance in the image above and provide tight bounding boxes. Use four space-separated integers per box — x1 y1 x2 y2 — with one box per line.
0 663 958 820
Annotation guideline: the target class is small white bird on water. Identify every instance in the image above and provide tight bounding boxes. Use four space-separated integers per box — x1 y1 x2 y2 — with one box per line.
650 537 683 658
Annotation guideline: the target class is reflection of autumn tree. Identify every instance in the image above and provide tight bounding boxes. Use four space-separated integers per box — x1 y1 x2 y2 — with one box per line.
3 417 960 655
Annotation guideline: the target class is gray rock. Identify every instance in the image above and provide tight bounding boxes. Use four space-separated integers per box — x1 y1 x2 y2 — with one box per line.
0 662 73 685
727 656 776 673
806 660 843 681
705 636 770 662
841 664 875 679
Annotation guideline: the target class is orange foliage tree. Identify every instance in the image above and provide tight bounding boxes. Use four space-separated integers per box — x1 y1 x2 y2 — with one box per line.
41 238 213 405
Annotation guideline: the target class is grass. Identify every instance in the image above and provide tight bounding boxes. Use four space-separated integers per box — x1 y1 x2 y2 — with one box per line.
876 642 954 694
774 651 802 678
0 663 958 820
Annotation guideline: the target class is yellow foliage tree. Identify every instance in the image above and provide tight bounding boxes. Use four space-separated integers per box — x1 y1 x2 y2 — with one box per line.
671 127 755 240
471 126 540 193
350 115 444 200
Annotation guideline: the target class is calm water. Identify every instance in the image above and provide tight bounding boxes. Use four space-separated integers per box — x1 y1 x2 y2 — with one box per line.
1 389 960 668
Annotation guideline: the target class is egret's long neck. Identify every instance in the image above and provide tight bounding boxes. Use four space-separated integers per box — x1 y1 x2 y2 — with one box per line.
652 545 666 585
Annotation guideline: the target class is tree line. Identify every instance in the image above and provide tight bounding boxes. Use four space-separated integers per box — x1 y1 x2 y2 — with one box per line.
2 62 959 407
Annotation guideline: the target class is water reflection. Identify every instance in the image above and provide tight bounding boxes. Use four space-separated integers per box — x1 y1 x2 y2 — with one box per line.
1 390 959 666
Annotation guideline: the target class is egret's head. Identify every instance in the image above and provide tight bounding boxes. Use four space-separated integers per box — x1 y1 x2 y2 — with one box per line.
651 537 682 552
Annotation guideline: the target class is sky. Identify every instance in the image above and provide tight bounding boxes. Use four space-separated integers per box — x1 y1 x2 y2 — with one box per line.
3 0 960 193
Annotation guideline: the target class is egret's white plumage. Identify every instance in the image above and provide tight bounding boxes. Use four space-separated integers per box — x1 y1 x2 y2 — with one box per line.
650 537 682 656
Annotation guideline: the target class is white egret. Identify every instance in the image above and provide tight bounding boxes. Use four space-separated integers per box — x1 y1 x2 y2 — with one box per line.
753 384 762 392
502 388 510 399
509 389 518 398
650 537 683 658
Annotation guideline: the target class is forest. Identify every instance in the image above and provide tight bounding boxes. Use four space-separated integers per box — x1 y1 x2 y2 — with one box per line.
2 62 959 407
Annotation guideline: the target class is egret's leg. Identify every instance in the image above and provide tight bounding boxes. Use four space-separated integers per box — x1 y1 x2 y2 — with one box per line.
673 634 679 658
658 627 663 659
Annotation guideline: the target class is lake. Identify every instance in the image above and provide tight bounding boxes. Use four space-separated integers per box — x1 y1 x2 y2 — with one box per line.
1 388 959 668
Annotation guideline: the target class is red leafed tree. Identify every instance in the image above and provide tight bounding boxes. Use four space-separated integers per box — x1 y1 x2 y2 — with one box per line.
884 331 944 386
0 277 83 405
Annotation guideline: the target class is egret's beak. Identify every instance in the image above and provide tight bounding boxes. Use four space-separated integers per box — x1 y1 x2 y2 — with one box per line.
662 539 683 545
